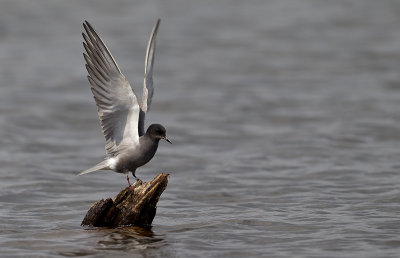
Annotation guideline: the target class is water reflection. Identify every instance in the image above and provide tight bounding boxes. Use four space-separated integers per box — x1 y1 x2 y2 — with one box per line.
58 226 170 257
95 226 167 251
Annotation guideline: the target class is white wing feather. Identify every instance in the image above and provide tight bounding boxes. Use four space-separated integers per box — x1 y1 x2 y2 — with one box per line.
82 21 140 156
139 19 160 136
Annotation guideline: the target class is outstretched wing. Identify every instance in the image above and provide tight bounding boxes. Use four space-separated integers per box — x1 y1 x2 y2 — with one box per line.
82 20 140 156
138 19 161 136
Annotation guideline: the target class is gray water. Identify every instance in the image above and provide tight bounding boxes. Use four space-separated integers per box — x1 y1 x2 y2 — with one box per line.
1 0 400 257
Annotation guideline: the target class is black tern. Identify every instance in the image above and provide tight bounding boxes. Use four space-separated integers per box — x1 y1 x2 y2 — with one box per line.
78 19 171 186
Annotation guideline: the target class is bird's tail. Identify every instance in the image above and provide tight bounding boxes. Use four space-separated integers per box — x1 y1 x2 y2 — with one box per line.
78 160 110 175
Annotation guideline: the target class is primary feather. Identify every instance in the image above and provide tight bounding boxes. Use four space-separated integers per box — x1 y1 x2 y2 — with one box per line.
82 20 140 156
139 19 160 136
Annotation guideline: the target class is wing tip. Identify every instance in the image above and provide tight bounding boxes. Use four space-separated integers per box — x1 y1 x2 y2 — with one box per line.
153 19 161 34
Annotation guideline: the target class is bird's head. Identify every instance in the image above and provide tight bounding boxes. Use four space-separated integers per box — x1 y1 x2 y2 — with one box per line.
146 124 172 144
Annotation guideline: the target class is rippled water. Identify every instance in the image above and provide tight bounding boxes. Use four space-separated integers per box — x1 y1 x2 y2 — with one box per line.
1 0 400 257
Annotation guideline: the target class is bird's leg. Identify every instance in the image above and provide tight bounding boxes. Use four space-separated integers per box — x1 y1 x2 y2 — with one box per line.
132 170 139 181
126 174 136 192
126 174 132 187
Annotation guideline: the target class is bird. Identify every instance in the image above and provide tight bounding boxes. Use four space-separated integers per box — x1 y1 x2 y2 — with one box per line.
78 19 171 187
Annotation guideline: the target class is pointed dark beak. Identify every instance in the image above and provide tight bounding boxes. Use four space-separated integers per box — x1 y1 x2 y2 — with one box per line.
164 137 172 144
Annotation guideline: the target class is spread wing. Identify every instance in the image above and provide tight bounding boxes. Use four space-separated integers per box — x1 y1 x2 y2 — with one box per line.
138 19 160 136
82 21 140 156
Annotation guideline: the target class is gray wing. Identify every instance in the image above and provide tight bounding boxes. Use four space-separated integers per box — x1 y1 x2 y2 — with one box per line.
138 19 161 136
82 21 140 156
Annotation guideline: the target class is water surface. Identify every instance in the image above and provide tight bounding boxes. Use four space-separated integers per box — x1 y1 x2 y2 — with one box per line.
1 0 400 257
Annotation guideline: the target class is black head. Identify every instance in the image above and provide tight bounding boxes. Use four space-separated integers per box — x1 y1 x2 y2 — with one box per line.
146 124 172 144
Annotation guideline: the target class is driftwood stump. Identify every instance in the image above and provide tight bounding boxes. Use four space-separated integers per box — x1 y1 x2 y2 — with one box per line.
81 173 169 227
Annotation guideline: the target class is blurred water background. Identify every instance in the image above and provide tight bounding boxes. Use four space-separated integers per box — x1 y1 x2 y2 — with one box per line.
1 0 400 257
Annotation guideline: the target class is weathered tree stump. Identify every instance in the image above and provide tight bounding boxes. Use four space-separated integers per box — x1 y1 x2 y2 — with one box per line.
81 173 169 227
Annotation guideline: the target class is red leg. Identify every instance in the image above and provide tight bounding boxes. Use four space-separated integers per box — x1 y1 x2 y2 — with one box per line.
126 174 131 187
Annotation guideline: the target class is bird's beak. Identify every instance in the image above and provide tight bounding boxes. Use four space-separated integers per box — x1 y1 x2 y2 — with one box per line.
164 137 172 144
